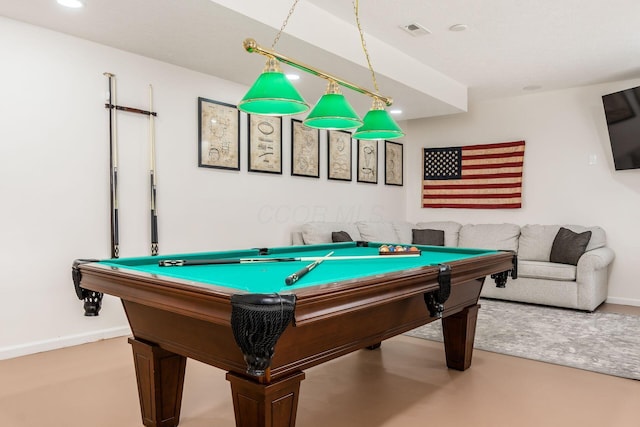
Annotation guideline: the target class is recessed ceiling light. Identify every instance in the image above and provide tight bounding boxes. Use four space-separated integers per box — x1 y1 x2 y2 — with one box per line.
57 0 84 8
523 85 542 91
286 74 300 81
448 24 468 32
390 109 402 115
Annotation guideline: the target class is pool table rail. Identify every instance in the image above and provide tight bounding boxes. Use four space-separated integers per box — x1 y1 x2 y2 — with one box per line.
78 262 236 326
291 250 515 325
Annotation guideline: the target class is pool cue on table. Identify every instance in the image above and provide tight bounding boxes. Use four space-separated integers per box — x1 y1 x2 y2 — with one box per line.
104 72 120 259
285 251 334 286
148 84 159 256
160 257 301 266
158 252 420 267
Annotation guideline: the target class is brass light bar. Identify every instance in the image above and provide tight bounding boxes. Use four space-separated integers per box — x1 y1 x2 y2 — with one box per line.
243 38 393 107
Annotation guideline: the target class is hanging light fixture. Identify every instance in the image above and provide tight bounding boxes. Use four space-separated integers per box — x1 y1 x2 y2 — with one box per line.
238 0 404 139
303 80 362 130
238 56 309 116
351 0 404 140
238 0 311 117
353 98 404 140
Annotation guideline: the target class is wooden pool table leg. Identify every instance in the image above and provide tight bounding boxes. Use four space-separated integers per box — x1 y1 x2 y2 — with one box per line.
441 304 480 371
128 338 187 427
226 371 305 427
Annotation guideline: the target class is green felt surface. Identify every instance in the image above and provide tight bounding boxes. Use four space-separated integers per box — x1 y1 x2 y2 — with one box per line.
99 242 499 293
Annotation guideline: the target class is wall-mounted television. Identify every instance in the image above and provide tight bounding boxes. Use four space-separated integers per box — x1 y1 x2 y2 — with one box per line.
602 86 640 171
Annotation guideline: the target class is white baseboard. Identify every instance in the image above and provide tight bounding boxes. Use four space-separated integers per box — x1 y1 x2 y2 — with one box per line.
605 296 640 307
0 326 131 361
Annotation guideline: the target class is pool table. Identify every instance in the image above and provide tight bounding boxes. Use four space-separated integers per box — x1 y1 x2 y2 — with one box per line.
72 241 515 427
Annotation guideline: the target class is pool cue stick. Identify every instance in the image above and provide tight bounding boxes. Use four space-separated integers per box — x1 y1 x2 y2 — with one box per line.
301 253 419 261
285 251 334 285
149 84 159 256
158 253 420 267
159 257 300 266
104 72 120 258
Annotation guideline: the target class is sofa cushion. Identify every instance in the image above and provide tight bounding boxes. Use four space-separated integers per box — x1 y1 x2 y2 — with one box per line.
517 260 576 281
518 225 558 261
414 221 462 247
301 222 362 245
519 224 606 261
582 226 606 251
458 223 520 251
391 221 415 244
550 227 592 265
356 221 400 243
412 229 445 246
331 231 353 242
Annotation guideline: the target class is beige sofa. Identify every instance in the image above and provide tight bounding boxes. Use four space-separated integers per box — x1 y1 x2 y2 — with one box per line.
290 221 615 311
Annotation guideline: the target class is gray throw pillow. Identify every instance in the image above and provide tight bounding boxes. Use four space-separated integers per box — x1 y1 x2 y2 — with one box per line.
412 229 445 246
331 231 353 242
549 227 592 265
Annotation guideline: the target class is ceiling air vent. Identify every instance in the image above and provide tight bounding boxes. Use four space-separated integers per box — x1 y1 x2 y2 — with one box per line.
400 23 431 36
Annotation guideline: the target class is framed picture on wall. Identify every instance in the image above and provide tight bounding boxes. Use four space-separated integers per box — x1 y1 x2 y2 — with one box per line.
291 119 320 178
248 114 282 174
198 97 240 170
384 140 403 186
327 130 352 181
356 139 378 184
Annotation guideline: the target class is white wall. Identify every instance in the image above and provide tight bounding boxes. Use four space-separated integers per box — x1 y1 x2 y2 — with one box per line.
405 81 640 306
3 15 639 360
0 18 407 359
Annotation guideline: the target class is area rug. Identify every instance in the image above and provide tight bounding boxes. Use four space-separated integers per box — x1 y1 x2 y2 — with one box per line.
405 298 640 380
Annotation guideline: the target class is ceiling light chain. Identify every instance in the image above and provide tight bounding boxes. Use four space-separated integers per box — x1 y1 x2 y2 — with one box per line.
271 0 301 50
353 0 379 95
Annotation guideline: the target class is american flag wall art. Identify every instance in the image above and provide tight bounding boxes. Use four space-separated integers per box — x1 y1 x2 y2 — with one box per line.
422 140 525 209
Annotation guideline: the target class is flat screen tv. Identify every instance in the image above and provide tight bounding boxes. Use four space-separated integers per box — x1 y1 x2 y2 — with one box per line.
602 86 640 170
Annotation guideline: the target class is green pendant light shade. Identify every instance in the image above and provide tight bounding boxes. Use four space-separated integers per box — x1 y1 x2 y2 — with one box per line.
238 57 310 116
353 98 405 140
303 81 363 130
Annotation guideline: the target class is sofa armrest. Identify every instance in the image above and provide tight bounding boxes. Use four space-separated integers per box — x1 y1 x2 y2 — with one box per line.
576 247 615 311
577 247 615 273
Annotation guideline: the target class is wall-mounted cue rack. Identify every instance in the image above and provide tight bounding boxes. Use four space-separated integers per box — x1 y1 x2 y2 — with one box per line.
103 72 159 259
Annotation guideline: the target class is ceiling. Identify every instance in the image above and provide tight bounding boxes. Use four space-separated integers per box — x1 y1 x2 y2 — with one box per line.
2 0 640 120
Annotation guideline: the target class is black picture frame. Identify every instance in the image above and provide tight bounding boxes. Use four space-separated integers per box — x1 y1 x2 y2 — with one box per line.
291 119 320 178
248 114 283 174
197 97 240 170
327 130 352 181
356 139 378 184
384 140 403 186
